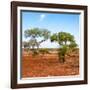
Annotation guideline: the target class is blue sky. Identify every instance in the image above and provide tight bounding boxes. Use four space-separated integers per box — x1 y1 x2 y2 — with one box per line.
22 11 80 48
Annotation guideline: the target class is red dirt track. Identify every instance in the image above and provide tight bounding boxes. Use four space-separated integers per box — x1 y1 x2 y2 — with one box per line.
22 51 79 78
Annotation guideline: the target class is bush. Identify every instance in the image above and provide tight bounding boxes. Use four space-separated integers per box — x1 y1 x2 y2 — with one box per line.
32 49 39 56
39 48 50 54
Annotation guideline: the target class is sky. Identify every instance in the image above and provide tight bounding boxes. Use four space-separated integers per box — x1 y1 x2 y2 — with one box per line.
21 11 80 48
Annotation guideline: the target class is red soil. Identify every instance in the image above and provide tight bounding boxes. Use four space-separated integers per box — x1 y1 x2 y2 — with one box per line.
22 51 79 78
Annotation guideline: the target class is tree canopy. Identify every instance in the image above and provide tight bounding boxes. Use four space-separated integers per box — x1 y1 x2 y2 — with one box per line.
24 27 50 50
24 28 50 39
24 28 78 63
50 32 75 46
50 31 77 63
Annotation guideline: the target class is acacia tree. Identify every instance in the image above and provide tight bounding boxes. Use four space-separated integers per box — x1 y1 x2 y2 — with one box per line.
24 27 50 51
50 32 77 63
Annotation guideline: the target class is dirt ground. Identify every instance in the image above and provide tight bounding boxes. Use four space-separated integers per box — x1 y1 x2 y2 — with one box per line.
22 50 79 78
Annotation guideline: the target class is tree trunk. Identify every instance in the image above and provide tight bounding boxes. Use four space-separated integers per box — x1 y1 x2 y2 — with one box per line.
58 53 65 63
65 41 67 45
62 56 65 63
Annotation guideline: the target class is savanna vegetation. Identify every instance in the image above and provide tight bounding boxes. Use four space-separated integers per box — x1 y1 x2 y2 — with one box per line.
22 27 79 77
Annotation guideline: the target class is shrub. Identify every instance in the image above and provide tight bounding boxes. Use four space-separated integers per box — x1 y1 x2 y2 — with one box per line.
39 48 50 54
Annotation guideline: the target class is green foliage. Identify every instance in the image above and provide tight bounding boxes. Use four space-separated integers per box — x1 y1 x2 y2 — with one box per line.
24 27 50 50
24 28 41 38
41 29 51 40
50 33 57 42
24 28 77 62
50 31 77 63
58 32 74 45
32 48 50 56
60 45 68 55
39 48 50 54
50 32 75 45
32 49 39 56
69 41 77 49
24 28 50 39
58 45 68 63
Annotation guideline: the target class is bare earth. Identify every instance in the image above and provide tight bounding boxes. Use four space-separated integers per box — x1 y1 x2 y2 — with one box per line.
22 51 79 78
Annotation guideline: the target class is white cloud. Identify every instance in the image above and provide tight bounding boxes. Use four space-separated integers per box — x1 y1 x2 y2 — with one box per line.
40 14 46 21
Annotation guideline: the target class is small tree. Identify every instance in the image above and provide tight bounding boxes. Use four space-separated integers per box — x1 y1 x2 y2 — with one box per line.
24 27 50 54
51 32 77 63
